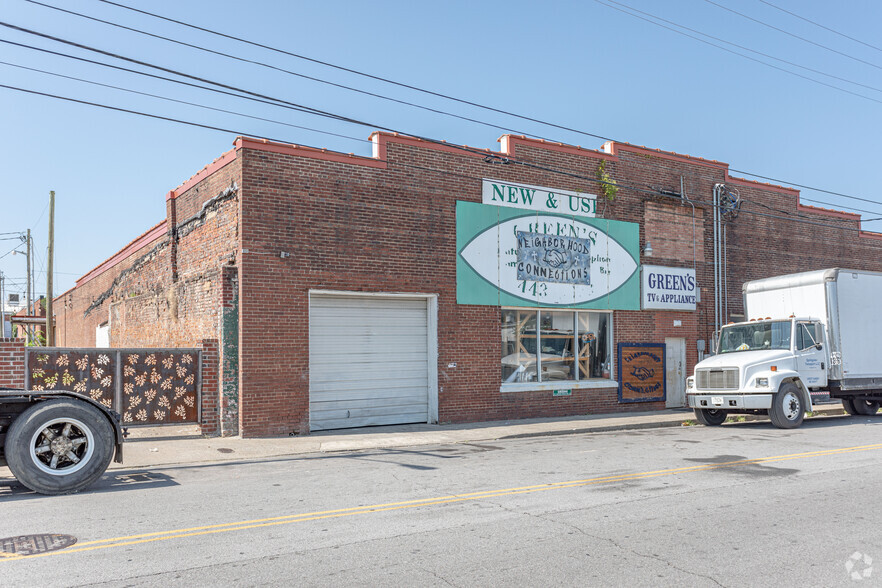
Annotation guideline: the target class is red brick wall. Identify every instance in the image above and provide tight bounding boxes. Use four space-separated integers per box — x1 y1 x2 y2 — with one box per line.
0 338 25 388
199 338 219 435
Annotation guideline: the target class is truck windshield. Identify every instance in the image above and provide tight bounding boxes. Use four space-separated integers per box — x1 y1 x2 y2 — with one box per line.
718 321 791 354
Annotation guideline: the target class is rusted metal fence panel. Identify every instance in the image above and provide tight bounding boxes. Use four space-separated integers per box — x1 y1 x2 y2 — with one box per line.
25 348 201 426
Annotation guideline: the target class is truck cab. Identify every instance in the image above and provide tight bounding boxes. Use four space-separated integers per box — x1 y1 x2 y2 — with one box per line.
686 317 825 428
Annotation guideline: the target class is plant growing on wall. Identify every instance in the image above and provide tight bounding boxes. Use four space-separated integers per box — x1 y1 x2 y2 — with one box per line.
596 160 618 202
26 330 46 347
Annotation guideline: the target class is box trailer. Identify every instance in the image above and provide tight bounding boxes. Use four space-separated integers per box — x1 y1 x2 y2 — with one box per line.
686 268 882 428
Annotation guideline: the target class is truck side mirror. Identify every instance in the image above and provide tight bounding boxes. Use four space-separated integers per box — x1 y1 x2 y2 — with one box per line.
815 343 823 351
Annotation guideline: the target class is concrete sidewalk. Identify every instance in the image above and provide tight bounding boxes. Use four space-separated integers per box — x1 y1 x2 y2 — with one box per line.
110 403 849 471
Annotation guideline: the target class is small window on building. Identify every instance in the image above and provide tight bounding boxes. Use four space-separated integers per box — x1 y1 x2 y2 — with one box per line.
501 309 611 384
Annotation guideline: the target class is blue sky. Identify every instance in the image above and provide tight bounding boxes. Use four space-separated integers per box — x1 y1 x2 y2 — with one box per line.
1 0 881 302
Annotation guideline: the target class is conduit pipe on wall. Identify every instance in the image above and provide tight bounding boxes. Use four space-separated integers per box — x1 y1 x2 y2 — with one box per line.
712 183 724 334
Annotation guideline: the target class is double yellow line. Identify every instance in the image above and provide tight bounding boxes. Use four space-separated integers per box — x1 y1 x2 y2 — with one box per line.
4 442 881 561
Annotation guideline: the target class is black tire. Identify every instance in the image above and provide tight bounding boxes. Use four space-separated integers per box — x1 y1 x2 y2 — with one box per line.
842 397 858 416
4 398 115 495
769 383 805 429
694 408 727 426
852 398 880 416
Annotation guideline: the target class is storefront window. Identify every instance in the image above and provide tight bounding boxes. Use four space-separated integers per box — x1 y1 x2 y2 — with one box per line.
501 309 611 384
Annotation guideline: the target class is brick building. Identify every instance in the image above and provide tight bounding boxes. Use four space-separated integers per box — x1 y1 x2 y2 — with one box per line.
49 132 882 437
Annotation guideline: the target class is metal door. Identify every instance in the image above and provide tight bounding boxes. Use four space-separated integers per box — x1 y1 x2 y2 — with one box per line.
309 294 434 431
665 337 686 408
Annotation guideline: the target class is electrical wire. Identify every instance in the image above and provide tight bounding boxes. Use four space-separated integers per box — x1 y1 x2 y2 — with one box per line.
24 0 562 143
92 0 614 143
593 0 882 104
0 38 371 124
758 0 882 54
7 13 880 212
5 17 882 230
599 0 882 95
700 0 882 71
1 25 597 185
0 83 313 147
0 23 357 125
728 169 882 207
0 24 519 164
0 60 371 145
4 80 882 236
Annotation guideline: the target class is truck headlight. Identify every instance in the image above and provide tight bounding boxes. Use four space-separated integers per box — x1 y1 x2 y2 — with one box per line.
755 377 769 388
686 376 695 390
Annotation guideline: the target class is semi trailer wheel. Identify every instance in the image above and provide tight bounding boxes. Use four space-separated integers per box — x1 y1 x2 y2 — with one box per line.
769 383 805 429
841 397 858 416
4 399 115 495
852 399 880 416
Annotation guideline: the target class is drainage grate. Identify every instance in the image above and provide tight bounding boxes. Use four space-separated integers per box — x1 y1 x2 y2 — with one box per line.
0 534 77 556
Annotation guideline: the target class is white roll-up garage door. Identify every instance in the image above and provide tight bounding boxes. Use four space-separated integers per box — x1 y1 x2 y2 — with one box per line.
309 294 435 431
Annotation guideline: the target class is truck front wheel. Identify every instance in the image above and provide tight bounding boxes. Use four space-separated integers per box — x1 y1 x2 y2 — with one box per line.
4 398 115 495
769 383 805 429
852 398 880 416
694 408 727 426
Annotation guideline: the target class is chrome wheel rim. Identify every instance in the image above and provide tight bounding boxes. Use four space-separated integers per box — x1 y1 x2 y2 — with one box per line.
28 417 95 476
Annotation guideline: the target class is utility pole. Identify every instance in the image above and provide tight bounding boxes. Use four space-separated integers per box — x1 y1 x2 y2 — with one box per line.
26 229 32 316
46 191 55 347
0 270 5 338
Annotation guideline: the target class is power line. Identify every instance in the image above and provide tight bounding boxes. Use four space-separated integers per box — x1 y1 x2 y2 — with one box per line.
0 22 357 125
598 147 882 218
92 0 613 143
0 60 370 145
758 0 882 54
0 83 318 147
599 0 882 95
0 25 550 172
799 197 882 218
0 38 369 123
728 169 882 207
24 0 561 143
6 79 882 237
2 22 521 167
6 16 882 225
9 12 880 214
700 0 882 71
594 0 882 104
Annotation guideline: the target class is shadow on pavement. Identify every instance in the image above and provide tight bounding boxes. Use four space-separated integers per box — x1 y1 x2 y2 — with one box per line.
0 470 178 501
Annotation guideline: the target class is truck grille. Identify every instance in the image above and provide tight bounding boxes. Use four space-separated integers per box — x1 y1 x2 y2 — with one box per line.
696 368 739 390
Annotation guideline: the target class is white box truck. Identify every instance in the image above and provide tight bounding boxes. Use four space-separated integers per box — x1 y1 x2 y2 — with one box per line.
687 268 882 428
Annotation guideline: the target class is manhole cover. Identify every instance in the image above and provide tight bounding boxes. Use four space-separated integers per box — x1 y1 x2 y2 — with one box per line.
0 534 77 556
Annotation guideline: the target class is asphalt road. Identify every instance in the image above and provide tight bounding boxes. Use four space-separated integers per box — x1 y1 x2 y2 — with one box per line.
1 415 881 587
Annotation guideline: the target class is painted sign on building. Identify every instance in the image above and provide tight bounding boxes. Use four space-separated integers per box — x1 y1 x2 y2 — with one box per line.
617 343 666 403
456 201 639 309
483 179 597 217
641 265 697 311
516 231 592 286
